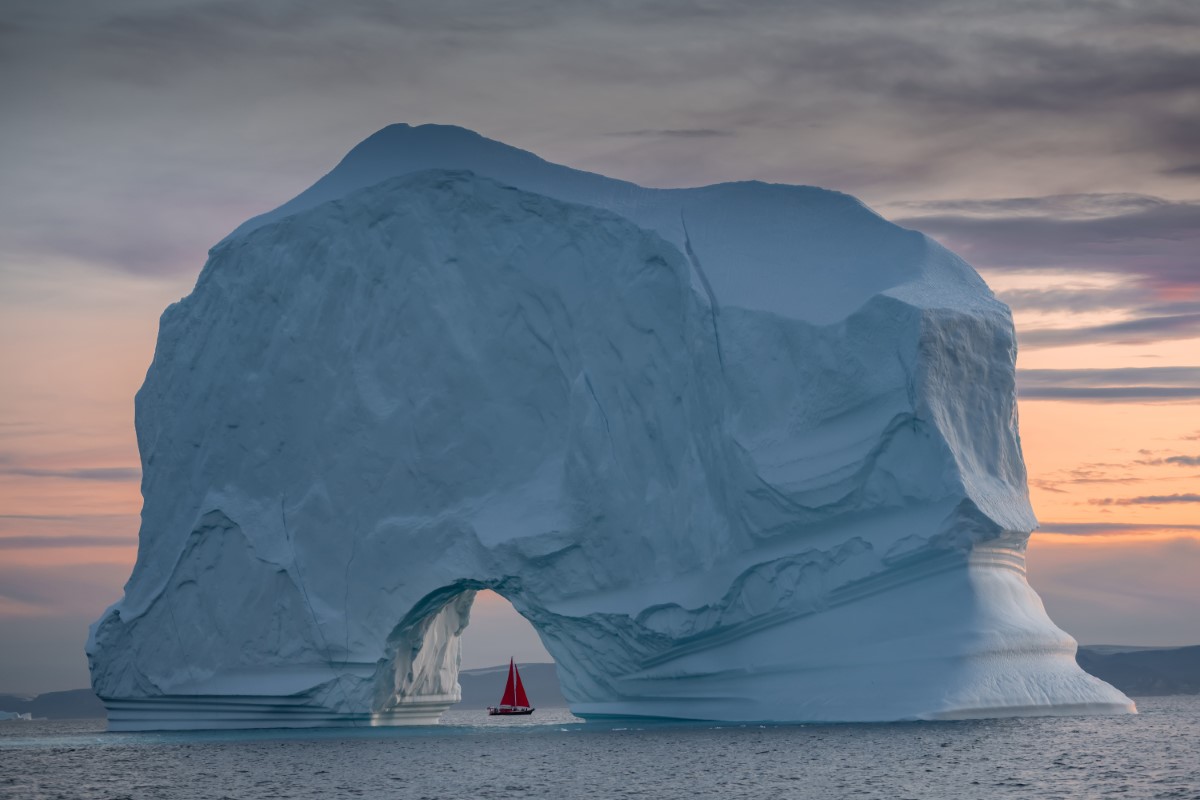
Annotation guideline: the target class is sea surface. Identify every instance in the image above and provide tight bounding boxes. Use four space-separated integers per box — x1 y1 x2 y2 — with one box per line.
2 696 1198 799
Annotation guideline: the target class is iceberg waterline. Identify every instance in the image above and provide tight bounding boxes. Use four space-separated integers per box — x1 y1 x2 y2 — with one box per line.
87 124 1134 730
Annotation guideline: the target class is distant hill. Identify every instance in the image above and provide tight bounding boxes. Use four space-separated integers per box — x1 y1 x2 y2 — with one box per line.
3 648 1194 720
0 689 106 719
1077 645 1200 696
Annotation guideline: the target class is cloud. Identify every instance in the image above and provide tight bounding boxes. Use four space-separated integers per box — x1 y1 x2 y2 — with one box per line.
0 466 141 481
1035 521 1200 536
1017 367 1200 400
606 129 734 138
894 193 1171 220
1027 457 1155 494
887 32 1200 114
0 560 130 617
1090 493 1200 506
1001 289 1199 318
1020 386 1200 400
893 192 1200 351
880 192 1200 351
998 286 1143 314
896 195 1200 295
0 513 134 524
1162 162 1200 176
1133 453 1200 467
1020 366 1200 386
1028 443 1200 492
0 513 139 542
3 0 1199 280
0 535 134 549
0 421 44 438
1018 312 1200 349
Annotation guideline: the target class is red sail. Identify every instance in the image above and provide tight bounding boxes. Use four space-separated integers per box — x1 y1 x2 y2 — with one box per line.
500 658 518 707
513 662 531 708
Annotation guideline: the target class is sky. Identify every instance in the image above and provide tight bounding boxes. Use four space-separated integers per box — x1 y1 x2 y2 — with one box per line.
1 0 1198 695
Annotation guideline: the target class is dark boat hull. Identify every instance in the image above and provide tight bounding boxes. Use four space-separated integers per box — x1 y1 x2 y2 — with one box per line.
487 707 535 716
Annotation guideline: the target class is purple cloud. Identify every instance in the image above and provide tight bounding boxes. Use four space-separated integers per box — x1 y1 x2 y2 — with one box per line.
1090 494 1200 506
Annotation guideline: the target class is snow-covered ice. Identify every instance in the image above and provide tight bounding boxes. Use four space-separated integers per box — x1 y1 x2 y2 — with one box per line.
87 124 1133 730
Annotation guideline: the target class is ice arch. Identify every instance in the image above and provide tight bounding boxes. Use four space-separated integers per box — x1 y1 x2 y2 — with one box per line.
88 149 1133 730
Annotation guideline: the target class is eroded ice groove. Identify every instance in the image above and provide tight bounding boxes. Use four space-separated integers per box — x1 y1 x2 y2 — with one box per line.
88 127 1133 731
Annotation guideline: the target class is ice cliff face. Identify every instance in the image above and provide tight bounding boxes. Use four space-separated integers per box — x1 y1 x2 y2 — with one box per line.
88 125 1133 730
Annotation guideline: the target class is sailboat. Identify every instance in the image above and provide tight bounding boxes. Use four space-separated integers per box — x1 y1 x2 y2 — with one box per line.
487 658 535 716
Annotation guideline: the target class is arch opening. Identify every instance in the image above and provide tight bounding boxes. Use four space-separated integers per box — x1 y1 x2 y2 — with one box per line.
458 590 554 673
375 583 558 721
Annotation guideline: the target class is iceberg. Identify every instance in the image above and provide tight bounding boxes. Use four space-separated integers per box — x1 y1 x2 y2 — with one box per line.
87 125 1133 730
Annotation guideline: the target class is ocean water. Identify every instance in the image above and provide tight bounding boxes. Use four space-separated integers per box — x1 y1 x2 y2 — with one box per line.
2 697 1198 799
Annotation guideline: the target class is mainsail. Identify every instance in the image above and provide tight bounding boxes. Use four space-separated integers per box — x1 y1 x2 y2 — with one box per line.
500 658 518 707
491 657 534 715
